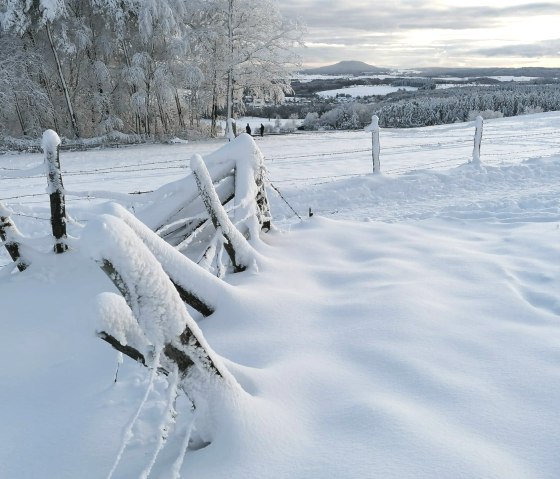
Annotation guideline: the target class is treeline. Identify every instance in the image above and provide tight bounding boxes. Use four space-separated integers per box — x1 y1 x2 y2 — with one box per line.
376 85 560 128
302 84 560 130
0 0 301 139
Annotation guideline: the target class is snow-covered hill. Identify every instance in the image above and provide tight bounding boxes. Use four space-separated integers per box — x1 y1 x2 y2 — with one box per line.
1 113 559 478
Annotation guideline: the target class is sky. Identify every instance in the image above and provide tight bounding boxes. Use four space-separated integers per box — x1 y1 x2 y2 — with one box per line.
278 0 560 69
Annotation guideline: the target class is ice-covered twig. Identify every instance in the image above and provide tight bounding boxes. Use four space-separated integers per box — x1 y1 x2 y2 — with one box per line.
139 367 179 479
169 410 197 479
106 350 162 479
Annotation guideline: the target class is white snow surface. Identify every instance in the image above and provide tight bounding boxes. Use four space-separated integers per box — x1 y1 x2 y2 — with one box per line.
1 112 560 478
318 85 418 98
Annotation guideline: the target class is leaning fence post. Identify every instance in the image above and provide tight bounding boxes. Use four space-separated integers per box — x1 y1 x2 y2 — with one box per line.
0 203 28 272
191 154 255 273
472 115 483 165
365 114 381 174
42 130 68 253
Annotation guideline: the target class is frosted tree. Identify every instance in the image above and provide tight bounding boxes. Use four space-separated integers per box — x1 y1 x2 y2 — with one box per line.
1 0 83 136
0 35 53 135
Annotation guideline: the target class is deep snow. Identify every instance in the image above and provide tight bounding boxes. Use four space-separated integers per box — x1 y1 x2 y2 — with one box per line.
1 112 559 478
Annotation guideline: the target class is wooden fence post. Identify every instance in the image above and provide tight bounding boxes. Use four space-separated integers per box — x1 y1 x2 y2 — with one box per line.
255 165 271 231
0 203 28 272
472 115 483 165
365 115 381 174
42 130 68 253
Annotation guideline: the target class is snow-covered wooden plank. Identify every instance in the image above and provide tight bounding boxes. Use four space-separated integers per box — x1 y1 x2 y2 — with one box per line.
191 154 257 273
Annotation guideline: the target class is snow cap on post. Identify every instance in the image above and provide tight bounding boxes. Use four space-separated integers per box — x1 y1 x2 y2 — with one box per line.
364 114 379 133
41 129 61 152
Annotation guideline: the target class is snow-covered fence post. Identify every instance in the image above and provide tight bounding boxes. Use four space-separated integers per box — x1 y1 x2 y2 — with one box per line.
191 154 256 273
0 203 28 272
255 165 271 231
472 115 483 165
233 135 272 237
365 115 381 174
42 130 68 253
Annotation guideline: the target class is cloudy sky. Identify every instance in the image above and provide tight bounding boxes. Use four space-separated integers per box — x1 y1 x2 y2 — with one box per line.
279 0 560 68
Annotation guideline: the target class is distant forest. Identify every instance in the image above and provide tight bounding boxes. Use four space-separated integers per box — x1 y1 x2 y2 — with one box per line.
295 84 560 130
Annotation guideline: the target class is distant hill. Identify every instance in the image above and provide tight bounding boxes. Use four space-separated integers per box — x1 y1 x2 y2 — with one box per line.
301 61 388 76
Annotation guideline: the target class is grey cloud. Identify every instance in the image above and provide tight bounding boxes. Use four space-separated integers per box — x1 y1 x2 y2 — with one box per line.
475 39 560 58
280 2 560 32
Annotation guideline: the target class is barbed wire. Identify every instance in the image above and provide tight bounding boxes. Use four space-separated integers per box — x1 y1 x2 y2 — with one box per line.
2 125 560 220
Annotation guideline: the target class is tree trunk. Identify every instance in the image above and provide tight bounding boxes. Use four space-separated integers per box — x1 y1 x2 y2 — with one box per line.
174 90 185 130
224 0 235 140
13 93 28 136
45 22 80 138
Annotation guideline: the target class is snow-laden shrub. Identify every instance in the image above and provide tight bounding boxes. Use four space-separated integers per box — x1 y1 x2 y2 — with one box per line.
468 110 504 121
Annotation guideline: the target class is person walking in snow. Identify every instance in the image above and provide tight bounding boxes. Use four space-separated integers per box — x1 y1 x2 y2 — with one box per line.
260 123 265 137
246 123 252 135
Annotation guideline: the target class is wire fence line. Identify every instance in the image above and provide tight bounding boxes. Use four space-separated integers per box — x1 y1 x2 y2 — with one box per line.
2 124 559 210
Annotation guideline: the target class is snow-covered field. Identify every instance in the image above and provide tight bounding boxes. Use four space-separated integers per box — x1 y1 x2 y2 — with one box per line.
1 112 560 478
317 85 418 97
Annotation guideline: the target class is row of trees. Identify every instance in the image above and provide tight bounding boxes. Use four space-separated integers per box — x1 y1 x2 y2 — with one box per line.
301 85 560 130
376 85 560 128
0 0 302 139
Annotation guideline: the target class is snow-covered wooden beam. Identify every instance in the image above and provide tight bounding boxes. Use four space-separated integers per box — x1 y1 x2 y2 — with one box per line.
147 160 236 234
191 154 256 273
104 203 233 317
85 215 228 382
0 203 28 272
157 175 235 248
42 130 68 253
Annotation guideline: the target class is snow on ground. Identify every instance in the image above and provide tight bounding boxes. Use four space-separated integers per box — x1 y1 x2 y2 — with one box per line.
317 85 417 97
1 112 560 478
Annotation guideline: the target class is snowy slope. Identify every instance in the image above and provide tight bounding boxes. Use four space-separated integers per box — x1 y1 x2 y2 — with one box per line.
1 113 560 478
